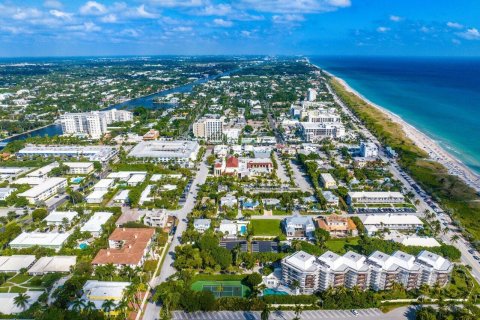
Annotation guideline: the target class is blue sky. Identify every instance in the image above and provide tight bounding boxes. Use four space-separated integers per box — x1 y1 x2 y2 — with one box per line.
0 0 479 57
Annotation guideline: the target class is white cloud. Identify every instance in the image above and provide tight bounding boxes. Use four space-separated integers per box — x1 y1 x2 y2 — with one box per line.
419 26 431 33
79 1 107 16
128 5 158 19
12 8 43 20
457 28 480 40
101 14 117 23
452 38 461 45
389 15 402 22
376 26 390 33
119 28 141 37
272 14 305 24
146 0 204 7
197 4 232 16
67 21 101 32
239 0 351 14
44 0 63 9
447 21 463 29
213 19 233 27
241 30 252 37
49 9 72 20
173 26 192 32
327 0 351 8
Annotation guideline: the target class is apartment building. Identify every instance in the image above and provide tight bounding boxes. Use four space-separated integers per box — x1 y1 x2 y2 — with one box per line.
361 214 423 235
346 191 405 204
281 250 453 294
64 162 94 175
128 140 200 167
320 173 337 189
92 228 155 268
281 251 319 294
60 109 133 139
306 88 317 102
18 177 67 204
193 116 224 142
307 109 341 123
360 142 379 158
299 122 345 142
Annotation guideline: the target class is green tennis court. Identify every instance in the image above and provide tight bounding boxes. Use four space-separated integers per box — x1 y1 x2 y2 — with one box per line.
191 280 250 298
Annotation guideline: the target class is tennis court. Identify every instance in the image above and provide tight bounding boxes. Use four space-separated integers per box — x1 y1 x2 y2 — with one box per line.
191 280 249 298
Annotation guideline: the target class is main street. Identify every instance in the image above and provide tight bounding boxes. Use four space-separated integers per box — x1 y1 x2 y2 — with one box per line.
142 150 211 320
325 80 480 282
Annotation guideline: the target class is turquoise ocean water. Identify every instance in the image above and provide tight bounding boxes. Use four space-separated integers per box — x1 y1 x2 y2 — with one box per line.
311 56 480 174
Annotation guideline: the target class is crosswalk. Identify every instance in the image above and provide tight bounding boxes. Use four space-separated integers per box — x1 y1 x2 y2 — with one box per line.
172 308 384 320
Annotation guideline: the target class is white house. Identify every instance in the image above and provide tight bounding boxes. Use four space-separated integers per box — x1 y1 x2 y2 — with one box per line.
43 210 78 226
193 219 211 233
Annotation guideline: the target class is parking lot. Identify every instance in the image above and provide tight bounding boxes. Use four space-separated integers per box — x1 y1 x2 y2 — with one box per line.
355 207 416 214
172 308 384 320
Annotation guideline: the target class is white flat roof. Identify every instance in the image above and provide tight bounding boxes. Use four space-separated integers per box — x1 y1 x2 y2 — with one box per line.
86 190 108 201
128 174 146 183
26 163 58 177
18 177 66 198
12 177 44 185
128 140 199 159
64 162 93 168
44 211 78 223
28 256 76 274
81 211 113 233
0 255 36 272
348 191 404 198
114 190 130 201
361 214 423 226
401 237 441 247
0 292 43 315
93 178 114 189
10 232 70 247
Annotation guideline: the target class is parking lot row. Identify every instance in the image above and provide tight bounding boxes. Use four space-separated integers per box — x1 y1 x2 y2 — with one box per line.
172 308 383 320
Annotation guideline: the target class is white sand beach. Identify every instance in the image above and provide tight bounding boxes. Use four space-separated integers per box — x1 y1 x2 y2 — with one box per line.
326 72 480 192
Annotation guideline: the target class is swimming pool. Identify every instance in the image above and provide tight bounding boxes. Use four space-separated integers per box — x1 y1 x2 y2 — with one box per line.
79 243 89 249
71 177 84 184
263 288 288 296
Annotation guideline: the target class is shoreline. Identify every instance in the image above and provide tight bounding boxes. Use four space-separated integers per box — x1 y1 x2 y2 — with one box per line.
316 66 480 192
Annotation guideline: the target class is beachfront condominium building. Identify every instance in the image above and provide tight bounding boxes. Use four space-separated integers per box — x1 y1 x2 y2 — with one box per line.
360 141 379 158
281 251 320 294
307 109 341 123
307 88 317 102
361 214 424 236
281 250 453 294
299 122 345 142
60 109 133 139
193 116 224 142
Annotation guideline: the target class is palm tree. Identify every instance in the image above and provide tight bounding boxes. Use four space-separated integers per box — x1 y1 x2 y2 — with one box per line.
13 293 30 311
101 299 115 314
293 304 302 320
261 304 271 320
84 301 97 313
116 298 129 318
450 234 460 244
70 298 86 312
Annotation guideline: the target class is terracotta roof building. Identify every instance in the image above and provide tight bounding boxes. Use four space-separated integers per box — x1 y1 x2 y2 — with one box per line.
92 228 155 268
316 215 358 238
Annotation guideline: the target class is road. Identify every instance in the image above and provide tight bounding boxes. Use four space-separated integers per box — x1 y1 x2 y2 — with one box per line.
142 150 211 320
325 81 480 282
171 306 416 320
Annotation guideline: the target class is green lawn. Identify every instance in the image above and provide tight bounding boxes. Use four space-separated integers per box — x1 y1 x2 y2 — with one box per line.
9 274 32 284
251 219 283 237
325 238 360 254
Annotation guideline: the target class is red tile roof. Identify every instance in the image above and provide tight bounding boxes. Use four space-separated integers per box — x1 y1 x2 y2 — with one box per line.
92 228 155 266
226 156 239 168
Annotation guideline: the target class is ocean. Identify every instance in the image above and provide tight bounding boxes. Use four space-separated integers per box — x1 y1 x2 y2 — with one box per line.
310 56 480 174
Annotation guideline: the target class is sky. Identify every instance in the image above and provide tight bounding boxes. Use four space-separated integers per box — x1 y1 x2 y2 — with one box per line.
0 0 479 57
